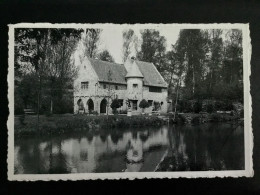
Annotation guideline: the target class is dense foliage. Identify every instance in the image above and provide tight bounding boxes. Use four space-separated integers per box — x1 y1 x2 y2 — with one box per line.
14 28 243 115
15 28 83 114
15 115 166 137
98 50 115 62
135 29 243 111
139 99 150 112
110 99 121 114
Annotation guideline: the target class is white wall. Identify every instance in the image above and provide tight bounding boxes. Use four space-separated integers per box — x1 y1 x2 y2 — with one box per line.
142 86 168 113
73 57 99 113
74 57 168 114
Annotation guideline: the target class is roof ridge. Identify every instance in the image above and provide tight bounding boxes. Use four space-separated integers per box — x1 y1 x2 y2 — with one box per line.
135 59 153 64
89 57 122 66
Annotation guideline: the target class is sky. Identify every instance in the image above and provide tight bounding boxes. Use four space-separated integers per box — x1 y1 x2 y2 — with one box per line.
98 26 182 64
74 25 232 65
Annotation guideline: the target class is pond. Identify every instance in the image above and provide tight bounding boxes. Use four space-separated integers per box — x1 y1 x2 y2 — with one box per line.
14 123 244 174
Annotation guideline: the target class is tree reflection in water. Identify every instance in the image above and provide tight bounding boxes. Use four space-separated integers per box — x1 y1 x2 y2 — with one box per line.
159 123 244 171
48 136 69 174
110 130 123 145
14 123 244 174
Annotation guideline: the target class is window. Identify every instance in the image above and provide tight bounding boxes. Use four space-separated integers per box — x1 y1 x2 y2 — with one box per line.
103 84 107 89
148 100 153 106
133 84 138 88
132 100 138 110
149 86 162 93
81 82 89 90
115 85 118 90
84 66 86 69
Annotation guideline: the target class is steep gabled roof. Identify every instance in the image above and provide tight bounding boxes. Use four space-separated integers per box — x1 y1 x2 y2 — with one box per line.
89 58 127 84
88 58 167 88
125 61 144 78
135 60 168 88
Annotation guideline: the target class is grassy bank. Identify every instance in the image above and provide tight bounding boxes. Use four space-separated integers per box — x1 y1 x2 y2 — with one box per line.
176 112 240 124
15 114 166 137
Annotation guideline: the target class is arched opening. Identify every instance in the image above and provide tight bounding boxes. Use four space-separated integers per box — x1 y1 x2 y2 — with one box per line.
100 99 107 114
87 99 94 112
77 99 84 112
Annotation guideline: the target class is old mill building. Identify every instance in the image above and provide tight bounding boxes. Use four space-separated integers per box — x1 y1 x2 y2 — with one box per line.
74 57 171 114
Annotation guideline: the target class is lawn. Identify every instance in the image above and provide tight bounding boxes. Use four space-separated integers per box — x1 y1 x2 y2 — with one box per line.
14 114 166 137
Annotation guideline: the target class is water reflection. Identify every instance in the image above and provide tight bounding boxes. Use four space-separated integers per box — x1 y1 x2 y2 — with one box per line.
14 123 244 174
164 123 244 171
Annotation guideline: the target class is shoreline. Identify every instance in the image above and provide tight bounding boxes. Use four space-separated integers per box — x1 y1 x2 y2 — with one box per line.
14 113 242 138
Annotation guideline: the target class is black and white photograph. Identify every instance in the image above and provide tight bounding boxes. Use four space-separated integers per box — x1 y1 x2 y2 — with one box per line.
7 23 252 180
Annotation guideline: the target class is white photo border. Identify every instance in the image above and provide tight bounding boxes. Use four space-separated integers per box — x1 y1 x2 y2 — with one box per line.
7 23 253 181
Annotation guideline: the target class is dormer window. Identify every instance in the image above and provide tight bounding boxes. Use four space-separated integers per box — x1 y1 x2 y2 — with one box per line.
103 84 107 89
81 82 89 90
133 84 138 88
115 85 118 90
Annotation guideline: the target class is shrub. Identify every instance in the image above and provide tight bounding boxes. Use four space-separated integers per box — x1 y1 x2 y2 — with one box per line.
45 111 53 117
110 99 121 115
119 110 127 114
139 99 150 112
191 115 201 124
112 109 118 115
53 98 74 114
14 94 24 115
224 101 233 111
215 100 224 111
206 104 214 113
19 115 26 125
92 111 98 115
15 115 166 137
194 101 202 113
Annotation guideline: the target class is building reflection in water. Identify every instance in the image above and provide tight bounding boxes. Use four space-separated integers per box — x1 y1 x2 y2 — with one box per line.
14 123 244 174
125 138 144 172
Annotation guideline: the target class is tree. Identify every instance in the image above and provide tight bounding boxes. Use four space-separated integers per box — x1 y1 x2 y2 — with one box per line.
137 29 167 73
175 29 209 99
44 33 81 113
15 28 83 128
16 73 38 109
15 28 53 129
222 29 243 84
205 29 224 97
84 28 102 58
139 99 150 113
110 99 121 114
122 29 138 62
98 50 115 62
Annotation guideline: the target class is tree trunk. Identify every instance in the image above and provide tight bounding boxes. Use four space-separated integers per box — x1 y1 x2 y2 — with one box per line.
50 98 53 114
192 63 195 97
37 89 40 131
173 78 180 121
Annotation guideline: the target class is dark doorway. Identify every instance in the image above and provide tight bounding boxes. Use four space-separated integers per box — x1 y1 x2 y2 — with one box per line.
100 99 107 114
87 99 94 112
77 99 84 111
131 100 138 111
